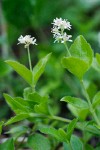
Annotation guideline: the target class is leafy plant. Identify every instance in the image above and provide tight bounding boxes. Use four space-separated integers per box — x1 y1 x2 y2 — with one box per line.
0 18 100 150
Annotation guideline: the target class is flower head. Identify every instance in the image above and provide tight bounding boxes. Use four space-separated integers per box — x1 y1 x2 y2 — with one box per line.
52 18 71 30
18 35 37 48
51 18 72 43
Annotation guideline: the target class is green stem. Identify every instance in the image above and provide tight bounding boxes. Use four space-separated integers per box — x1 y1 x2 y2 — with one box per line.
50 115 71 123
30 113 71 123
81 80 100 126
27 46 32 72
64 42 71 56
27 46 35 91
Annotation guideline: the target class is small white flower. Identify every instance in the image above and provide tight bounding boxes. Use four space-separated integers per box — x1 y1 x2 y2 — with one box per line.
54 34 62 43
51 18 72 43
52 18 71 30
18 35 37 48
51 27 60 35
61 33 72 43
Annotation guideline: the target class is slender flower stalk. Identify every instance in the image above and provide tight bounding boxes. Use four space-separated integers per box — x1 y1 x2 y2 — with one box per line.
18 35 37 91
64 42 71 56
17 35 37 71
27 46 32 72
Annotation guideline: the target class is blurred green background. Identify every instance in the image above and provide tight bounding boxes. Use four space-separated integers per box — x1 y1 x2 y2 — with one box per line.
0 0 100 122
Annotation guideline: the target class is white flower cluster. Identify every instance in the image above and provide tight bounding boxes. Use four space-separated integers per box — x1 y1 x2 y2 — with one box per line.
18 35 37 48
51 18 72 43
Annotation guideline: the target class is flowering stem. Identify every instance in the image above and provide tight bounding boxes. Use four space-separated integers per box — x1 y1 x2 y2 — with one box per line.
64 42 71 56
80 80 100 126
27 46 32 72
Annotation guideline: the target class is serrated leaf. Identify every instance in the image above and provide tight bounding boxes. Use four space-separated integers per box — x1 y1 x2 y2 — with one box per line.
0 121 4 134
27 133 51 150
0 138 14 150
5 60 32 85
61 96 89 109
3 94 31 113
5 113 29 125
92 91 100 108
33 53 51 85
62 35 93 79
66 118 78 141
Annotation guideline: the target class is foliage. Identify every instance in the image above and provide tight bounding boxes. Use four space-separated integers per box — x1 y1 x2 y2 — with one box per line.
1 34 100 149
0 0 100 149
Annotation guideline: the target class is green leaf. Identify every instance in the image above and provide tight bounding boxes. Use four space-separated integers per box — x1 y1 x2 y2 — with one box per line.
62 57 88 80
5 60 32 85
85 144 94 150
5 113 29 125
66 119 78 141
39 125 75 143
6 125 29 140
23 87 33 99
96 53 100 65
28 92 43 103
0 138 14 150
28 92 48 103
58 128 68 142
92 57 100 72
0 121 4 134
62 35 93 79
70 135 83 150
27 133 51 150
13 97 35 111
34 102 49 114
33 53 51 85
92 91 100 108
0 59 12 77
68 104 89 120
63 135 83 150
63 142 71 150
3 94 31 113
61 96 89 109
39 125 60 140
77 121 100 135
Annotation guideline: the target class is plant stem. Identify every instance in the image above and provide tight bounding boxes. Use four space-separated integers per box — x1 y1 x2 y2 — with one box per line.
27 46 35 91
27 46 32 72
64 42 71 56
80 80 100 126
50 115 71 123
